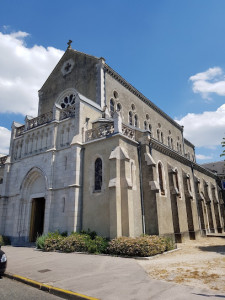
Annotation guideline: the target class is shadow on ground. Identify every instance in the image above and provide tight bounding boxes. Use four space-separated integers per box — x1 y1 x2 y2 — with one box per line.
197 245 225 254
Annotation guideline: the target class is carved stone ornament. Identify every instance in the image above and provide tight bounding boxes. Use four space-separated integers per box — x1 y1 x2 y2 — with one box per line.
61 58 75 76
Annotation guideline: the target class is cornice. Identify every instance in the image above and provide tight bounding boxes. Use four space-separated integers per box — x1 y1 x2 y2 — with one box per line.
150 138 216 179
184 138 195 149
104 64 183 131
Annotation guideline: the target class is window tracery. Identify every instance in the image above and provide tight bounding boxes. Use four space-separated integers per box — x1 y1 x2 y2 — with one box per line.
60 94 75 109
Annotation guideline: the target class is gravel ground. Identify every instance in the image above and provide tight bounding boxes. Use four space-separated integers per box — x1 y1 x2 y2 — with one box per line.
137 236 225 292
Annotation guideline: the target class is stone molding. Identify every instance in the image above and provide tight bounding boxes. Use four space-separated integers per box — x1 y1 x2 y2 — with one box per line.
151 138 217 179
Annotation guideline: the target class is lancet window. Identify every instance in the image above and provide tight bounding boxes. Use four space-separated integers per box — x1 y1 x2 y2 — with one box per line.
95 158 102 191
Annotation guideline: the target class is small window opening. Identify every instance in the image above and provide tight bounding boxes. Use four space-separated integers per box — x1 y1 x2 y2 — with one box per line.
175 170 179 191
134 114 138 127
144 121 147 130
129 111 133 126
158 163 165 195
110 99 115 117
95 158 102 191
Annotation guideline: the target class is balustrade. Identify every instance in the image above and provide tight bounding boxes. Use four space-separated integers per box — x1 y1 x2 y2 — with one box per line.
122 124 135 140
86 124 114 141
0 155 8 165
60 104 75 120
15 125 25 137
27 111 53 130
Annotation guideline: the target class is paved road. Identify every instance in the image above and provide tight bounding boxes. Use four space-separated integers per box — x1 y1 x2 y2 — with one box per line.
3 246 225 300
0 277 62 300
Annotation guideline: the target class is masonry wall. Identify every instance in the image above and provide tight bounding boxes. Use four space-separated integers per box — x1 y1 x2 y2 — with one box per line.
38 49 99 115
104 71 185 155
82 134 143 238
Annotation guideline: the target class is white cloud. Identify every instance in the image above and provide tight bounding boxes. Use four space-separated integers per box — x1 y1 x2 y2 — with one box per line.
189 67 225 99
0 127 11 155
196 154 213 160
176 104 225 147
0 31 64 116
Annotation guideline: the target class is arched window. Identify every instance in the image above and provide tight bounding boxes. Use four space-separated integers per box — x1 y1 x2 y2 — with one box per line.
179 144 182 153
158 163 165 195
60 94 75 109
134 114 138 127
149 124 152 132
110 99 115 116
95 158 102 191
157 129 160 141
168 137 171 147
177 142 179 152
175 169 179 191
116 103 121 111
144 121 147 130
187 176 192 192
171 138 173 149
161 132 164 143
129 111 133 126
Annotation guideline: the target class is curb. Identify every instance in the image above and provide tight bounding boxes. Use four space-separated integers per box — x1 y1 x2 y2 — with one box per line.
4 272 100 300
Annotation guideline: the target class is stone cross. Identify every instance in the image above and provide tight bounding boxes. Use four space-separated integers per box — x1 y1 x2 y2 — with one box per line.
67 40 72 49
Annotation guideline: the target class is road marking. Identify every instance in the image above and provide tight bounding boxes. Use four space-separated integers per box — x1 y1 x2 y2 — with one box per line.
4 272 100 300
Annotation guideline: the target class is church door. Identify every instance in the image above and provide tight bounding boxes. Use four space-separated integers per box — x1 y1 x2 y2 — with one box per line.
29 198 45 242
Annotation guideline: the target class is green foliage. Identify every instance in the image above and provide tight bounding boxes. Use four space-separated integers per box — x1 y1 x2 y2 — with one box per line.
36 230 173 257
220 137 225 158
44 233 109 254
36 231 65 250
79 229 97 240
107 235 174 257
160 236 175 251
0 235 11 246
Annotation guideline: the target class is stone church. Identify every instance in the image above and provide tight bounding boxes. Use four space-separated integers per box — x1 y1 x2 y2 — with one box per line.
0 42 224 245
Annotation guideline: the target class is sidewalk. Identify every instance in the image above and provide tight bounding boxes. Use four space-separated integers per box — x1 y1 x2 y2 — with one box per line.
2 245 225 300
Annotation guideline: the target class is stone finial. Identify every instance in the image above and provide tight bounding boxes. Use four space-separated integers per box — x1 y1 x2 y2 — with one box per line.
67 40 72 49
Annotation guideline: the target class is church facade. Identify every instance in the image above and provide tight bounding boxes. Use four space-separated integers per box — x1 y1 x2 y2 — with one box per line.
0 44 224 245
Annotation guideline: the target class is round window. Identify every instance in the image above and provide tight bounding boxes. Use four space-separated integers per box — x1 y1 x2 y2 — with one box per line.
60 94 75 109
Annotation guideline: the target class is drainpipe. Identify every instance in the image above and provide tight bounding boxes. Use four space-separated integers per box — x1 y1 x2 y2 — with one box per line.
80 147 85 232
137 142 146 235
191 163 202 236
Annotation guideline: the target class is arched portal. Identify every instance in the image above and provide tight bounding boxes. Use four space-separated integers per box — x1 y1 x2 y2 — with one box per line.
20 167 48 243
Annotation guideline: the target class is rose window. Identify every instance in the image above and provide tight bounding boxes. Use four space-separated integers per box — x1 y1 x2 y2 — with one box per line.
60 94 75 109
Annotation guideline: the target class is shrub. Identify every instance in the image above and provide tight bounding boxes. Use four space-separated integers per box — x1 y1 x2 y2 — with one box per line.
160 236 175 251
36 231 65 250
58 234 91 253
44 236 65 252
0 235 11 246
79 229 97 240
107 235 168 257
86 236 109 254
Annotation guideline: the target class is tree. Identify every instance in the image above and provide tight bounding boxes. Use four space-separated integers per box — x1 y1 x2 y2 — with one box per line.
221 138 225 158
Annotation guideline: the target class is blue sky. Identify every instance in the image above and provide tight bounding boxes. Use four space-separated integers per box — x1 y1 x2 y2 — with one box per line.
0 0 225 163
